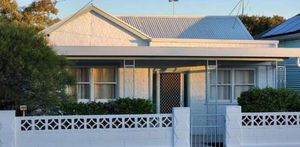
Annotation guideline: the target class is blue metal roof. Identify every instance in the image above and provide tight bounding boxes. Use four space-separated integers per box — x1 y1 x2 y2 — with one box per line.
262 14 300 38
118 16 253 40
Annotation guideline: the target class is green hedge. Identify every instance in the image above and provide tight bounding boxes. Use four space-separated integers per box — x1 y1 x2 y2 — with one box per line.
238 87 300 112
60 98 155 115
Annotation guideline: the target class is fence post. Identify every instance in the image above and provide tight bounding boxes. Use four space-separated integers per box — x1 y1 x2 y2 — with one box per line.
172 107 190 147
0 111 16 147
225 106 242 147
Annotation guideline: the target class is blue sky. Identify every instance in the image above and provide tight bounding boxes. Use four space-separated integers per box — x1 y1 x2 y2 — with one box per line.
17 0 299 19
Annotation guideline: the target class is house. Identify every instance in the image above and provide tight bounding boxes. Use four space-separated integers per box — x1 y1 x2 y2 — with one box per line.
258 14 300 91
43 4 300 117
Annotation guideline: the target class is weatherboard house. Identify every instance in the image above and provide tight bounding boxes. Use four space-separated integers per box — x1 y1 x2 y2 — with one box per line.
259 13 300 92
44 4 300 116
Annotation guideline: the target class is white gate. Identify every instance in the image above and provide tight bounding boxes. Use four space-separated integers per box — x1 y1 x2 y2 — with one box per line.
191 114 225 147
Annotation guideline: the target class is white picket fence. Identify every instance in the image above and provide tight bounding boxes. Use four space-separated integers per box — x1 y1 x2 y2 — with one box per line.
0 108 190 147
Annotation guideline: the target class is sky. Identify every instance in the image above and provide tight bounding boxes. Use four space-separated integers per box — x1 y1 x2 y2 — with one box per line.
17 0 300 19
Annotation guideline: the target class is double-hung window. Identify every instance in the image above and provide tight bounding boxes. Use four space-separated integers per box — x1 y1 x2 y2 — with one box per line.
93 68 116 100
69 67 116 102
209 68 255 103
234 70 255 99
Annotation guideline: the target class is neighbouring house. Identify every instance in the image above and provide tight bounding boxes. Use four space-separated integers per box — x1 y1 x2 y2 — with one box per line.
43 4 300 117
258 14 300 91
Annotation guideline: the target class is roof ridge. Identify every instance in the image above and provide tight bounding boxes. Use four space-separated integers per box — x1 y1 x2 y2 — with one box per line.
117 15 238 19
117 15 204 18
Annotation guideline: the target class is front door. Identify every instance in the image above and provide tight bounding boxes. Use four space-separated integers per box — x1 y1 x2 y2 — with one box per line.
159 73 182 113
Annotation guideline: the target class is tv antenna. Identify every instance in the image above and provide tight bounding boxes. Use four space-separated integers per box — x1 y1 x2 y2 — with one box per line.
229 0 246 16
169 0 179 16
229 0 248 28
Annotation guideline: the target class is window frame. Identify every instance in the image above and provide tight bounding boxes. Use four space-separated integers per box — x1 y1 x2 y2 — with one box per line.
70 67 118 103
68 68 91 101
92 67 118 103
208 68 256 103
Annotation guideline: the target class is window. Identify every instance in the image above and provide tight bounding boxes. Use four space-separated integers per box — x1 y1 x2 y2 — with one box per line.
209 69 255 103
234 70 255 98
69 67 116 102
93 68 116 100
277 66 286 88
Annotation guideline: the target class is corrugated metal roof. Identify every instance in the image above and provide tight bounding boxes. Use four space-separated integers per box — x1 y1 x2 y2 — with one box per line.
118 16 253 40
262 14 300 38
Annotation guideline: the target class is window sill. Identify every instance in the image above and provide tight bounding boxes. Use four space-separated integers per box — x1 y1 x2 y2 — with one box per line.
77 99 114 103
95 99 114 103
205 101 238 105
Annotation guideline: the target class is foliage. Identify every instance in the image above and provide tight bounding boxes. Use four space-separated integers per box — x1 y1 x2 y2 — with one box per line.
0 17 74 115
60 98 155 115
239 15 285 37
60 102 108 115
0 0 60 30
108 98 155 114
238 87 300 112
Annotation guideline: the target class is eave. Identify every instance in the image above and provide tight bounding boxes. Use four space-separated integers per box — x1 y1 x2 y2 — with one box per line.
53 46 300 61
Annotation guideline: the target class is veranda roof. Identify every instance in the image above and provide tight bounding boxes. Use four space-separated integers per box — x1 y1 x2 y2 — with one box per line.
54 46 300 60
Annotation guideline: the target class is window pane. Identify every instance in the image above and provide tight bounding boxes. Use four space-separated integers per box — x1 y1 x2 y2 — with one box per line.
77 84 90 99
210 70 231 84
209 86 217 100
93 68 115 82
218 85 231 100
209 70 217 84
210 85 231 101
235 70 254 84
218 70 231 84
235 85 253 99
94 85 115 99
69 68 90 82
68 68 90 100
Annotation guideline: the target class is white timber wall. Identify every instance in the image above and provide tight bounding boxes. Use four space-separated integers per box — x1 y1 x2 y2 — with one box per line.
226 106 300 147
0 108 190 147
48 11 147 46
116 64 275 104
118 68 150 99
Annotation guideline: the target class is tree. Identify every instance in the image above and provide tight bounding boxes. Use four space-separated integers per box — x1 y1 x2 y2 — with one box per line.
0 0 60 30
0 17 73 115
239 15 285 37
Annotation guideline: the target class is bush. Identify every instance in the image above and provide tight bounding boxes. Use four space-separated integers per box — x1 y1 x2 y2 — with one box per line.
238 87 300 112
60 98 155 115
60 102 108 115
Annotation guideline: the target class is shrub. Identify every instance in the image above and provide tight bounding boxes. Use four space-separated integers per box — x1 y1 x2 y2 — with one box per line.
109 98 155 114
60 102 108 115
238 87 300 112
60 98 154 115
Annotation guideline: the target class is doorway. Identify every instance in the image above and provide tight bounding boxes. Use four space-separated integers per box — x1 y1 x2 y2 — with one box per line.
159 73 182 113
